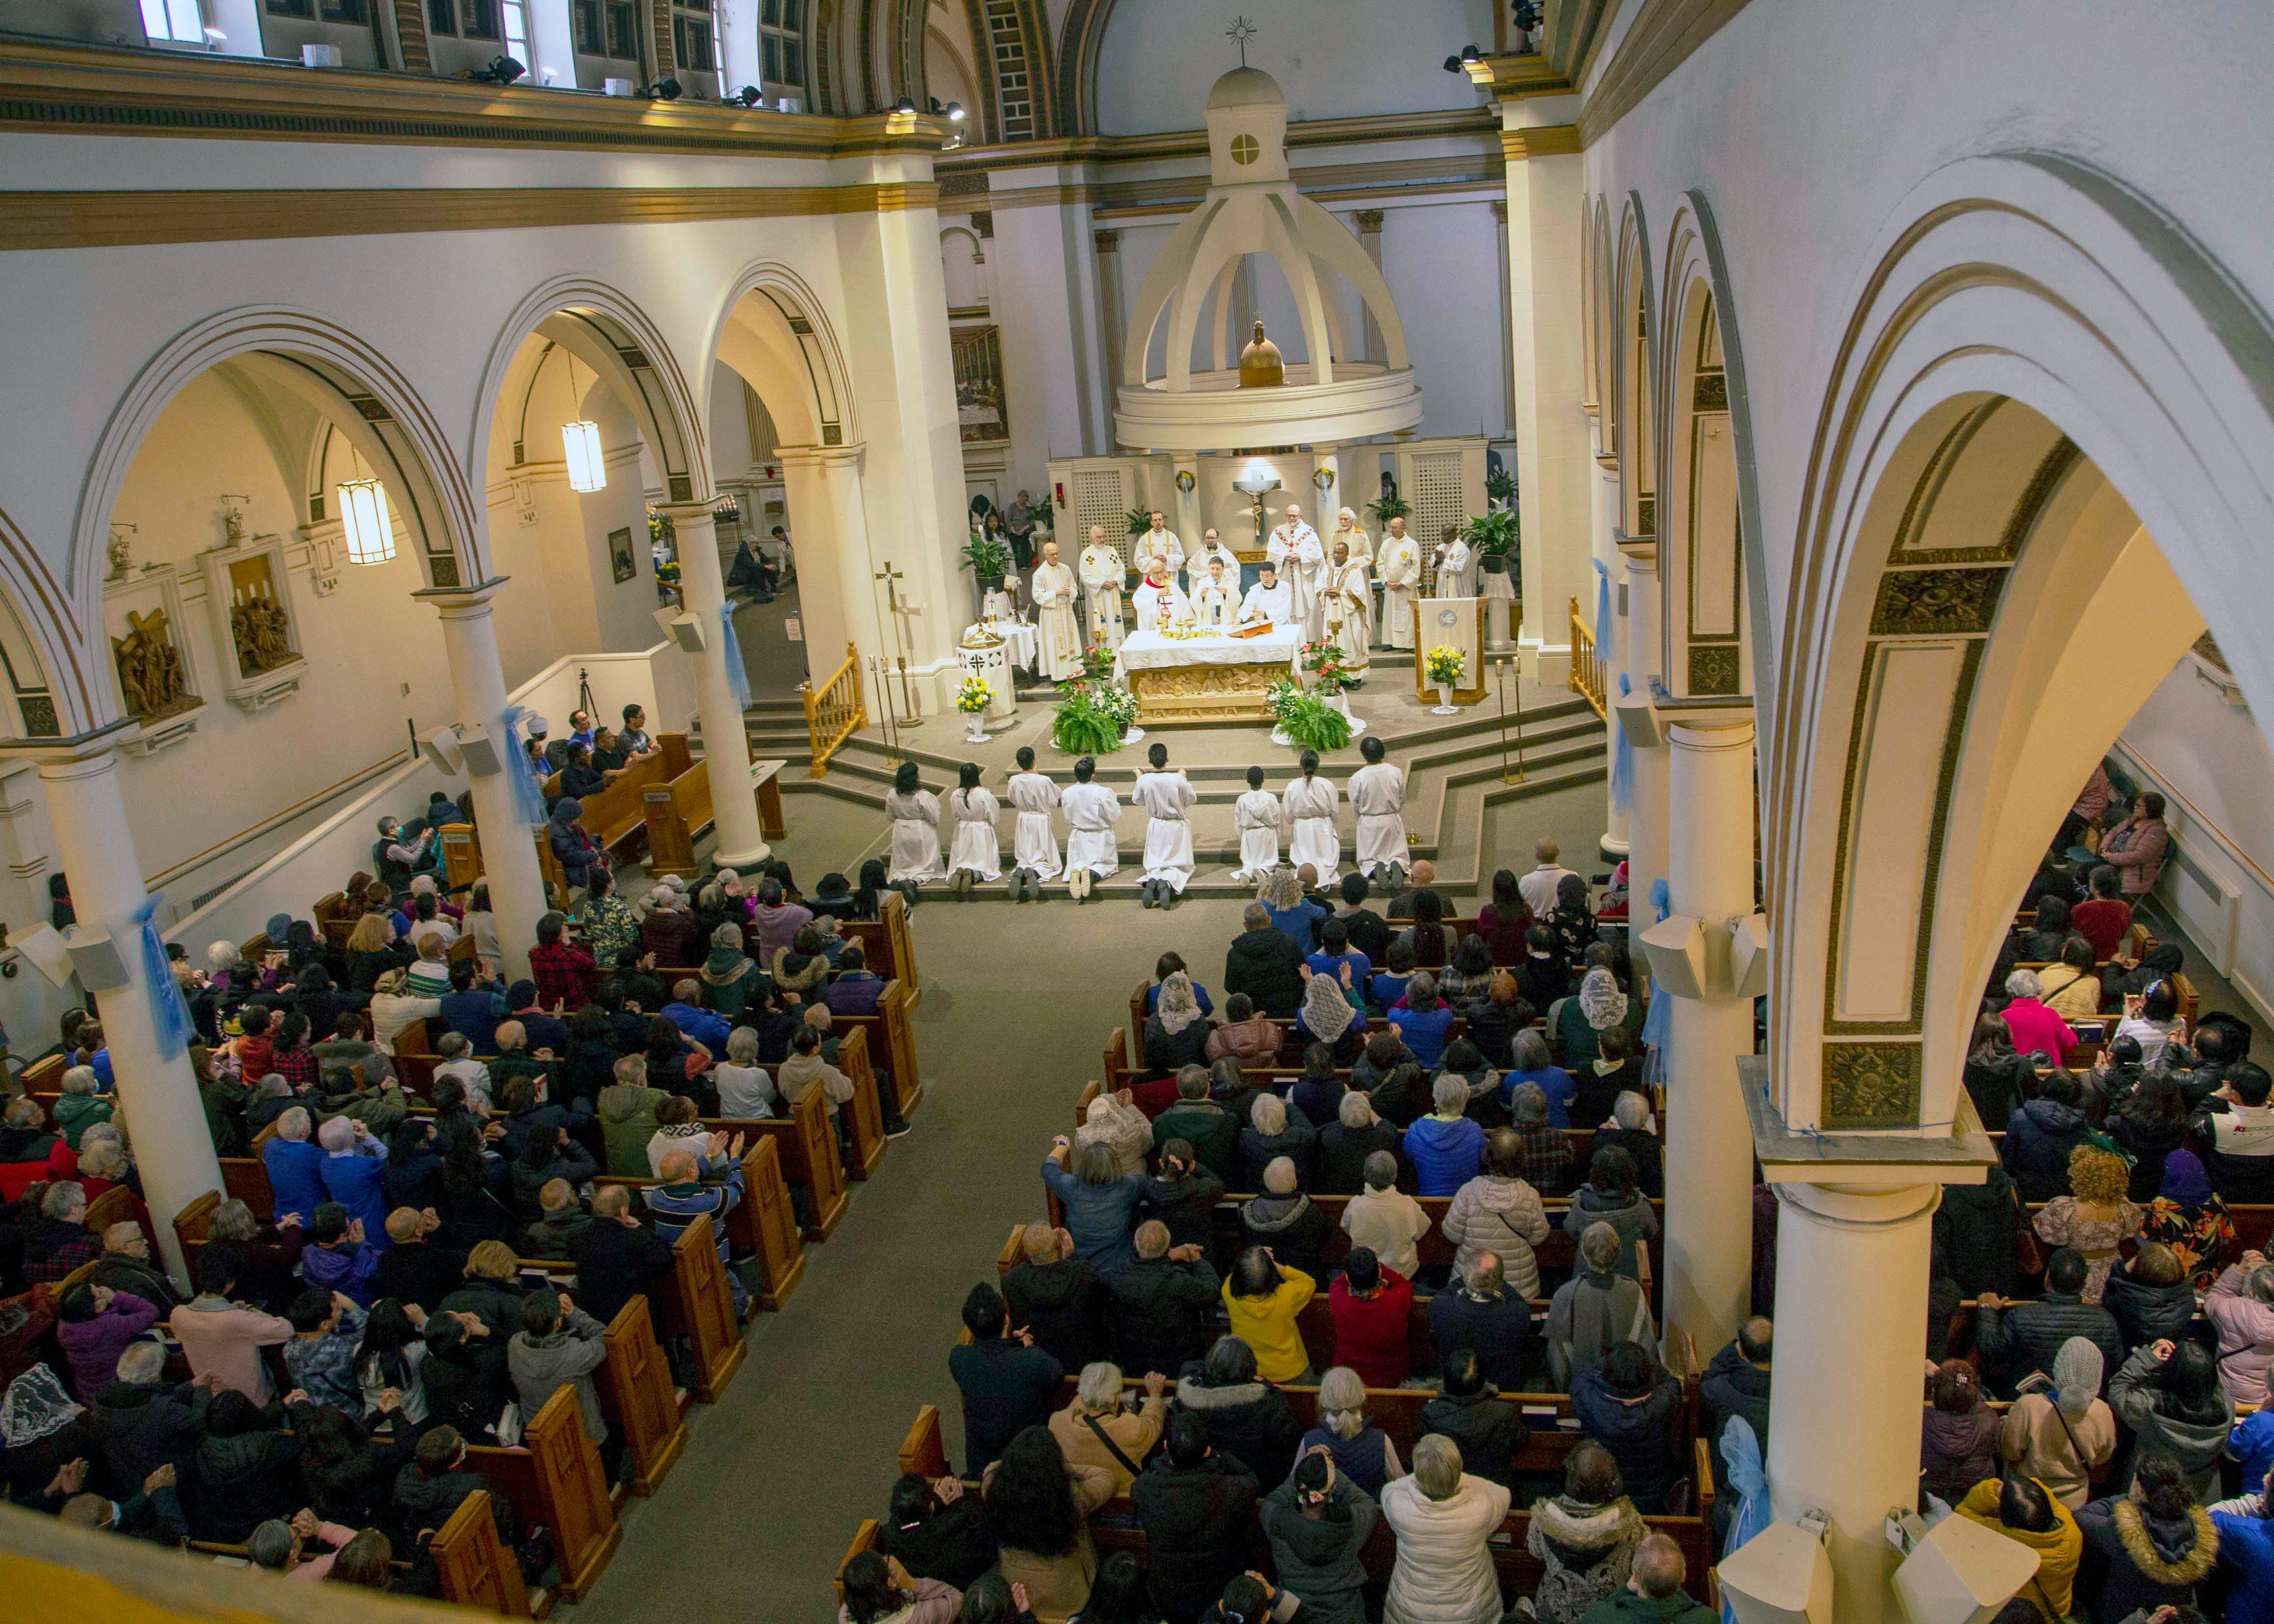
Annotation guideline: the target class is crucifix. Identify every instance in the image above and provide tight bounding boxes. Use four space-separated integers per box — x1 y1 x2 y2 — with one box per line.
1227 15 1257 66
873 561 916 719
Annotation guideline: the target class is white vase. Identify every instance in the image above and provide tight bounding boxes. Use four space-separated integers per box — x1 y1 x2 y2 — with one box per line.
964 713 988 742
1433 682 1458 715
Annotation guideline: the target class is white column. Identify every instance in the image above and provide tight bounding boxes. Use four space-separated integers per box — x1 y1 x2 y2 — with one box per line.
34 740 221 1283
658 503 771 867
1660 717 1757 1358
1355 211 1386 364
780 443 885 683
1095 229 1126 439
424 581 548 983
1597 459 1628 855
1622 544 1668 941
1766 1181 1940 1620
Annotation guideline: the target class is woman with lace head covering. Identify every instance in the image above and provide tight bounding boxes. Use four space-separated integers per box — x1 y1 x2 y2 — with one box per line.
1259 866 1328 955
0 1363 93 1505
1555 966 1630 1071
1143 970 1212 1076
1296 963 1365 1065
1546 872 1599 969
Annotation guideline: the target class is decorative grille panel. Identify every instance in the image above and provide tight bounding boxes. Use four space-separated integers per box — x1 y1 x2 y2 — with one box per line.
1411 452 1467 595
1072 469 1130 568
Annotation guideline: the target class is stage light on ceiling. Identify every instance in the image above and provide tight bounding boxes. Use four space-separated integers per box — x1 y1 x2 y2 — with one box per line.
647 76 682 101
946 102 966 121
730 84 763 106
464 54 524 83
893 96 917 114
338 479 396 566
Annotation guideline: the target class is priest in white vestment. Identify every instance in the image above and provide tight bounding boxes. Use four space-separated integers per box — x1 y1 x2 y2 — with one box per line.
1378 518 1422 650
1282 757 1340 883
1131 560 1192 631
1132 742 1199 906
1230 764 1283 882
1332 508 1373 569
1059 757 1122 898
1189 527 1241 585
1006 745 1062 886
1136 512 1184 586
1321 540 1372 676
1078 526 1127 651
1238 562 1297 628
1030 539 1083 680
884 760 945 885
1435 530 1477 599
945 766 1002 888
1347 736 1408 881
1271 504 1326 632
1191 557 1238 629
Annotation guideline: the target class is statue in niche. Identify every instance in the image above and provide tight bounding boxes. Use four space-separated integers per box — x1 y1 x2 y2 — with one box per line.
229 576 294 677
112 607 192 719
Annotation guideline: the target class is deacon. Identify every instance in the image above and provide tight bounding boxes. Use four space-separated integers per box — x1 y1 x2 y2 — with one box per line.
1270 502 1327 631
1238 560 1297 628
1132 555 1192 631
1005 745 1062 900
1189 525 1240 583
1347 735 1408 884
1030 539 1083 681
1378 516 1422 649
1136 511 1184 585
1434 525 1476 598
1321 538 1372 676
1079 525 1127 651
1133 742 1199 908
1230 764 1284 882
1283 749 1341 883
1060 755 1122 901
1192 556 1238 629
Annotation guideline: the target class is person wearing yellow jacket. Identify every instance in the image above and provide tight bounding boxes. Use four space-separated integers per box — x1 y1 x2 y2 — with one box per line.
1955 1474 2081 1623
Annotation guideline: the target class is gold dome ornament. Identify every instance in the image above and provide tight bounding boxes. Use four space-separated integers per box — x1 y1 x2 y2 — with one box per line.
1238 318 1284 388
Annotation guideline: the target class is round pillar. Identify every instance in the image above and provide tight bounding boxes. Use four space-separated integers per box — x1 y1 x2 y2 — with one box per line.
1595 458 1627 855
1661 717 1757 1358
780 444 892 714
661 502 771 867
1765 1180 1941 1621
1622 548 1668 954
39 743 221 1284
426 583 548 982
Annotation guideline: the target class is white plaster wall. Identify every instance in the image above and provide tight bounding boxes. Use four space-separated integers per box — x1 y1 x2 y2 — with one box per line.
1091 0 1494 134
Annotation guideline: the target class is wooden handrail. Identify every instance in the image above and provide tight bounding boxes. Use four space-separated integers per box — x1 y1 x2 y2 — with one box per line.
1569 594 1605 718
799 640 865 778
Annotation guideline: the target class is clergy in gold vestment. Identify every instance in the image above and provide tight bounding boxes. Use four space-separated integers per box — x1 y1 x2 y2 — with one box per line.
1322 540 1372 676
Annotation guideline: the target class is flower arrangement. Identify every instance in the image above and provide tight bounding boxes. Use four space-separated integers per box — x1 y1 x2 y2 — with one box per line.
955 675 993 714
1051 646 1137 753
1425 645 1467 686
1266 679 1353 751
1301 638 1359 694
647 510 675 545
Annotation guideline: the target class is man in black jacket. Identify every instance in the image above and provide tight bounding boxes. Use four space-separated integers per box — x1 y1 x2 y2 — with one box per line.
947 1283 1063 1475
1428 1254 1534 1391
88 1342 208 1490
1699 1317 1773 1497
875 1472 996 1591
1001 1224 1104 1372
1108 1222 1220 1377
375 1207 469 1313
576 1187 677 1325
1142 1144 1227 1252
1132 1410 1262 1624
1335 873 1392 965
1976 1247 2124 1397
1418 1348 1528 1486
88 1223 179 1313
1223 903 1306 1019
1152 1075 1240 1185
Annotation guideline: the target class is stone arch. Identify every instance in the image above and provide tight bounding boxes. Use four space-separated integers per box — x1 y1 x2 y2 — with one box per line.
704 262 859 449
1768 152 2274 1139
1584 193 1613 421
1609 195 1656 542
73 307 479 731
473 276 710 509
0 500 86 739
1655 204 1748 701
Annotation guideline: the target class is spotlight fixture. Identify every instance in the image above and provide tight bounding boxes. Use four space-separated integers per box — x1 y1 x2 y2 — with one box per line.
729 84 763 106
463 54 524 83
1442 54 1464 73
646 76 682 101
1460 43 1483 62
892 96 916 114
946 101 965 121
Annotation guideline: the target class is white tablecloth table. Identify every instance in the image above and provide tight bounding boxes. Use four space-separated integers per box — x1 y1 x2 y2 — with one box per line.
1110 626 1303 681
966 618 1040 672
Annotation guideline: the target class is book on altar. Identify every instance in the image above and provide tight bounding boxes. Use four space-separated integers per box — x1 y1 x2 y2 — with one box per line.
1230 620 1276 639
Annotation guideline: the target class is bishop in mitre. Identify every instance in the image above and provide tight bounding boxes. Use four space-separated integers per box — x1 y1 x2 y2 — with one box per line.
1136 511 1184 587
1321 538 1372 676
1378 516 1422 649
1238 560 1297 628
1030 538 1083 681
1191 556 1238 629
1132 556 1192 631
1078 525 1127 650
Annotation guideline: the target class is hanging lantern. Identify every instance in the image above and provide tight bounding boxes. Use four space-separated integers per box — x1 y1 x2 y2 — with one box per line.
337 478 396 565
562 419 606 493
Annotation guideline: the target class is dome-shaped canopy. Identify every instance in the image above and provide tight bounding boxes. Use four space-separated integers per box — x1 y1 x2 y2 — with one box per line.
1207 66 1284 110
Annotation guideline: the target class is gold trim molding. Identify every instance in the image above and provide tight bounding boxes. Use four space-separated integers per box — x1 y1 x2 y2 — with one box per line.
0 182 937 251
1500 125 1582 161
1576 0 1759 148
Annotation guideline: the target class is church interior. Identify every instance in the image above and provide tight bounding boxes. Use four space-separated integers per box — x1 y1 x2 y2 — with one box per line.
2 2 2274 1621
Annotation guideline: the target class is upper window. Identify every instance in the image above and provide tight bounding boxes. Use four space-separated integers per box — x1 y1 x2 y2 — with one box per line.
672 2 717 72
426 0 455 35
460 0 499 40
574 0 640 59
758 0 804 92
139 0 206 44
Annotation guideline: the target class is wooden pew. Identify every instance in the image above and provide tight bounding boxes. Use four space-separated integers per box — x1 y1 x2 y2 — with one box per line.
468 1384 620 1603
837 1024 887 1180
597 1293 687 1496
430 1490 535 1618
710 1091 848 1244
663 1211 746 1403
836 1519 884 1605
843 890 918 1002
593 1135 801 1318
832 978 923 1120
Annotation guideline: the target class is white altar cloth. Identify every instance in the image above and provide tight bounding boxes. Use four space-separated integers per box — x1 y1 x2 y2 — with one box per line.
1110 627 1303 681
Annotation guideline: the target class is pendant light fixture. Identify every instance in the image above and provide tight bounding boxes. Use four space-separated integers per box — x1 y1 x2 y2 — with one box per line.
562 345 606 494
337 473 395 566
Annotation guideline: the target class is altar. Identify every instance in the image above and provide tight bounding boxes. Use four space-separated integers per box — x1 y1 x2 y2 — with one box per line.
1111 626 1301 725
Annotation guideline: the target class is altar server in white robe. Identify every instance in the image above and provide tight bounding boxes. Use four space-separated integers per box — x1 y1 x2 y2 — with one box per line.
1078 526 1127 651
1378 517 1422 649
1189 527 1241 585
1192 556 1238 629
1230 764 1284 882
1137 511 1184 586
1005 745 1062 898
1133 742 1199 907
1031 539 1083 681
1238 561 1297 628
1131 558 1192 631
1059 755 1122 900
944 762 1002 892
1283 749 1341 883
1434 528 1477 599
1322 539 1372 676
884 760 945 887
1347 735 1409 883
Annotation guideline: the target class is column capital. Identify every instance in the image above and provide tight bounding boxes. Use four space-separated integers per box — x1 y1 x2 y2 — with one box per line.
413 575 512 614
1093 227 1120 253
1740 1055 1999 1186
0 717 135 769
777 441 868 471
1666 716 1755 752
1353 210 1385 233
1771 1180 1941 1230
652 500 724 525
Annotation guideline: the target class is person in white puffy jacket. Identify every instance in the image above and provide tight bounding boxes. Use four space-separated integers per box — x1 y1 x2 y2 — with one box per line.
1380 1434 1511 1624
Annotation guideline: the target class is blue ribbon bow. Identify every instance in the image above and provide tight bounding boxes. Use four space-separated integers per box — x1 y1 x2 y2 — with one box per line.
498 705 550 828
1641 877 1673 1069
719 602 753 710
130 894 192 1059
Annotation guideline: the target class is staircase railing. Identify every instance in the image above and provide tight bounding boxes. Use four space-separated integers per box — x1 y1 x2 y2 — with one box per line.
800 641 865 778
1568 596 1605 719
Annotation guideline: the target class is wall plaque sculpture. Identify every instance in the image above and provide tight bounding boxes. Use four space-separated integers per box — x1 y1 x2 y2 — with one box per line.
199 534 305 711
112 607 195 720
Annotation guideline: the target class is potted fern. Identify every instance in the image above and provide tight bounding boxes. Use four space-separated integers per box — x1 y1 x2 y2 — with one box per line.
961 532 1013 593
1365 491 1410 529
1465 507 1520 576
